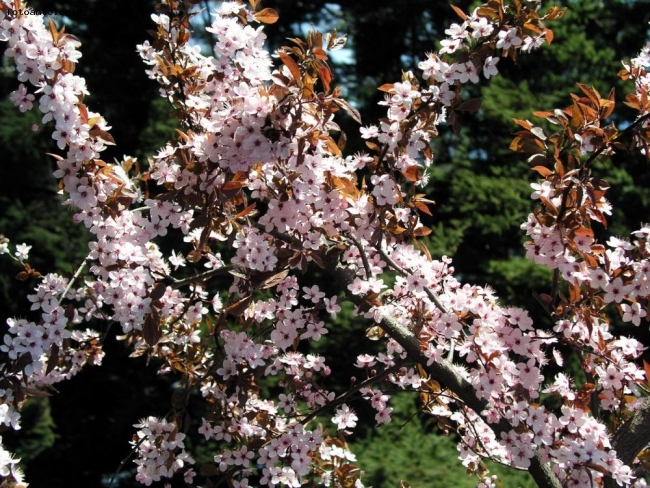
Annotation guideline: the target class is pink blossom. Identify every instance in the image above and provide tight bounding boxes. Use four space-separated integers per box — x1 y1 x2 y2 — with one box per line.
355 354 377 368
470 17 494 39
496 28 522 50
621 302 646 326
483 56 499 79
604 277 632 304
332 404 358 431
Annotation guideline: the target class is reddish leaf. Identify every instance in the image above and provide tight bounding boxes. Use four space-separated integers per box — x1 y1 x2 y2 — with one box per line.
587 206 609 228
569 100 586 130
577 83 601 108
539 196 558 215
554 156 565 177
187 250 202 263
524 21 543 36
15 271 30 281
278 51 301 82
643 360 650 384
89 127 116 145
235 203 257 219
377 83 395 93
143 312 162 347
625 93 640 111
476 7 498 19
48 18 59 43
222 180 246 191
150 282 167 301
574 226 594 239
337 130 347 152
77 103 89 124
324 136 342 157
175 128 191 142
45 344 60 375
225 295 253 317
544 6 567 20
513 118 533 130
254 8 279 24
456 98 482 112
47 152 64 162
568 282 582 304
365 141 380 151
531 165 552 176
329 175 359 200
256 269 290 290
313 47 328 61
333 98 362 124
401 165 420 182
544 28 554 45
450 4 468 20
21 386 52 398
510 134 546 154
601 87 616 119
15 351 33 373
422 143 433 162
412 226 432 237
318 62 332 93
414 200 433 216
309 250 325 268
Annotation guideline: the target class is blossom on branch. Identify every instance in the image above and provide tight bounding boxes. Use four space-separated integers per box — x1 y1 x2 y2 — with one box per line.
2 1 650 487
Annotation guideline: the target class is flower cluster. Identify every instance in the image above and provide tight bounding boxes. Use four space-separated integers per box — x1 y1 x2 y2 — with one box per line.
356 1 560 191
0 436 22 485
132 416 195 486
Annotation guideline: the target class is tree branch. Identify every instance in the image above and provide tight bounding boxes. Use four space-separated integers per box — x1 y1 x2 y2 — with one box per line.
376 313 561 488
170 264 234 289
60 255 89 301
604 397 650 488
324 248 562 488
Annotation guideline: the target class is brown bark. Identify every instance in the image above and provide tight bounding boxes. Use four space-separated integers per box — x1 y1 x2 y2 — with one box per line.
325 252 563 488
604 397 650 488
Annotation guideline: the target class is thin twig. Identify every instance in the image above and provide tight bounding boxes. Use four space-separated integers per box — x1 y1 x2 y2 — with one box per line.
376 244 454 324
375 244 457 359
108 433 147 488
299 361 406 426
376 246 448 313
60 255 89 302
170 264 234 289
347 233 372 278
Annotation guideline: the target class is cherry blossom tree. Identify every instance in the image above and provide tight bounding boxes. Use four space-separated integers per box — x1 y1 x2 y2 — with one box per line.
0 0 649 486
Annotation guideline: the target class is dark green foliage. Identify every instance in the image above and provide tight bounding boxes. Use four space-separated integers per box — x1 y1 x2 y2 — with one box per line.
0 96 91 320
485 257 553 308
353 393 536 487
4 398 56 463
136 97 181 161
0 100 55 199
